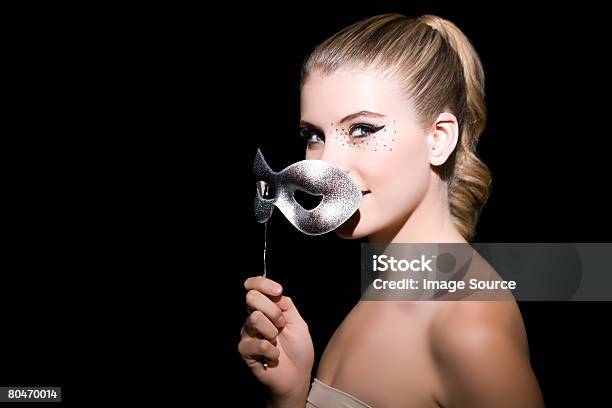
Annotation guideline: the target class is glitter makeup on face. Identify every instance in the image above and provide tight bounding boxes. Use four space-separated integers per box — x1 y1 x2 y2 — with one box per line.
327 118 399 153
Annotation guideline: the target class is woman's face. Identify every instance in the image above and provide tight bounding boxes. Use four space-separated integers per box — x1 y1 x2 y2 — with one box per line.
300 69 435 239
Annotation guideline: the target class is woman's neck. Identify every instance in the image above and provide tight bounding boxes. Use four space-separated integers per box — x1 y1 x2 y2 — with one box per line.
368 174 467 244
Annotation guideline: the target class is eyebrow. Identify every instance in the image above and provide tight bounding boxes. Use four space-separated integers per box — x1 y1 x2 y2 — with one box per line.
300 110 386 128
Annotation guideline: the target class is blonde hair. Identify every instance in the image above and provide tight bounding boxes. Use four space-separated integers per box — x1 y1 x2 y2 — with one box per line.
301 13 491 241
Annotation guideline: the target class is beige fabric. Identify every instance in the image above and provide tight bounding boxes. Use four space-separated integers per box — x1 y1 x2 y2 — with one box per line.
306 378 372 408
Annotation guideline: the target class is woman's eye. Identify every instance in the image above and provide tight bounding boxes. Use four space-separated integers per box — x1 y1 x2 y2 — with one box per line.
299 128 324 145
349 124 385 138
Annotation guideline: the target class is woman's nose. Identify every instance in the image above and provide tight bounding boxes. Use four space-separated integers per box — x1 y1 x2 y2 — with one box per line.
319 138 351 173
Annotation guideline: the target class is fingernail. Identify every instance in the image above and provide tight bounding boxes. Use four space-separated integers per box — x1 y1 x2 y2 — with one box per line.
277 315 286 327
272 284 282 294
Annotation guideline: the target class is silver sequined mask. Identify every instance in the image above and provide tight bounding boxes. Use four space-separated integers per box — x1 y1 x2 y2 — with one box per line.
253 149 362 235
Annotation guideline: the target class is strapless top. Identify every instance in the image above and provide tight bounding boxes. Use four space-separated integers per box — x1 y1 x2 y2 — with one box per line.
306 378 372 408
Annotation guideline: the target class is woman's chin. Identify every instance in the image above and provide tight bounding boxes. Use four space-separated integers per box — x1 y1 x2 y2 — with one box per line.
334 210 369 240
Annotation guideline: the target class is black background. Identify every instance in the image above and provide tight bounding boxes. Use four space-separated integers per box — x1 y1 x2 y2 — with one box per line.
4 1 611 406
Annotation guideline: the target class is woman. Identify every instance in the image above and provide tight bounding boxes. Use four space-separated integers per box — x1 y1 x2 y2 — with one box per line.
238 13 544 407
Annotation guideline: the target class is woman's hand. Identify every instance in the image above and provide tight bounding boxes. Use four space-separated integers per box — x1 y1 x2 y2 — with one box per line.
238 276 314 403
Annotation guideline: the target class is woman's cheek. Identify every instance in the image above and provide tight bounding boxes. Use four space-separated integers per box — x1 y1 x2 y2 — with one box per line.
376 148 429 207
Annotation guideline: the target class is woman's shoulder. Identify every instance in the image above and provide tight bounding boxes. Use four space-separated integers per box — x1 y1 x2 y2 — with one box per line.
429 300 530 365
426 301 543 406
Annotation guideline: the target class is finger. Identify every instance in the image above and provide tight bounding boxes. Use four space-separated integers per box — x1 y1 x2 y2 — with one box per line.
275 296 307 329
246 289 286 327
245 310 279 342
244 276 283 297
238 337 280 363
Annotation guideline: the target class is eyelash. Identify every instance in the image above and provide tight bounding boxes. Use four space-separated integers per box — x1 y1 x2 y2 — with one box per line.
298 123 386 146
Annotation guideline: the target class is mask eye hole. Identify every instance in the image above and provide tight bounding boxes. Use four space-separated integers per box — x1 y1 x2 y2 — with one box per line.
256 180 275 199
294 189 323 210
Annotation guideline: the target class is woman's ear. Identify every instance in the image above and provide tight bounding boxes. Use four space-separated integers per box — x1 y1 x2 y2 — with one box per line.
429 112 459 166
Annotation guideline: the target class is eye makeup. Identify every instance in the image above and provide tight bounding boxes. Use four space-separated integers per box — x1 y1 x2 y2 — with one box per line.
298 118 399 152
330 118 397 152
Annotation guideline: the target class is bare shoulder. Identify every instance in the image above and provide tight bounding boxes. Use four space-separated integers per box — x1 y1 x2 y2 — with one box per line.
432 301 529 356
429 301 544 407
